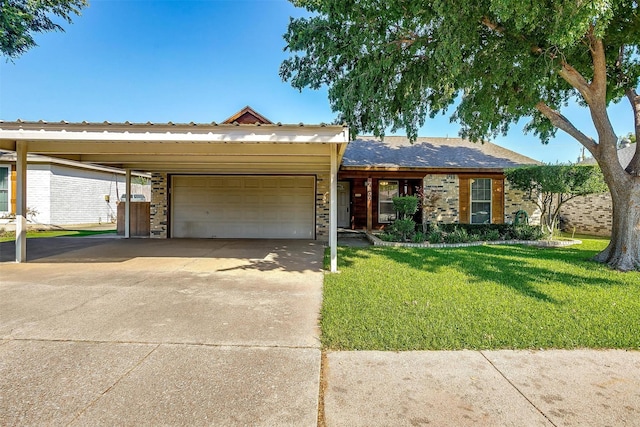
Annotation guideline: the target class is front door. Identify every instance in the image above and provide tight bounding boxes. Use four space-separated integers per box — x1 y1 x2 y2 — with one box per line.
337 181 350 228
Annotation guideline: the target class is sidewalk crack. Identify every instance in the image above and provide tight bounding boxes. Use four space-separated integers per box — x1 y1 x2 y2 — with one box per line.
65 343 160 426
479 351 557 427
317 351 328 427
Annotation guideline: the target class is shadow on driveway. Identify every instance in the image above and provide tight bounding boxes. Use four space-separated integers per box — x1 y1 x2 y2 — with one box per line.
0 237 324 273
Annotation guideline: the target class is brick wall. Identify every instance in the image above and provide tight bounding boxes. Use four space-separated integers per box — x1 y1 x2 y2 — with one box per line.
560 193 612 236
420 174 542 226
49 165 118 224
25 165 52 224
315 173 330 241
504 181 541 225
150 173 168 238
422 174 459 224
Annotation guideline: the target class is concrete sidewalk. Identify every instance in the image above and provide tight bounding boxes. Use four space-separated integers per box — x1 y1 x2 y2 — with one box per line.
324 350 640 426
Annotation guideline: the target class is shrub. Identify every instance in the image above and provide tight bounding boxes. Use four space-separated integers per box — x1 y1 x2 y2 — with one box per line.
392 196 419 219
428 230 443 244
392 219 416 241
468 233 482 242
377 232 397 242
483 229 501 241
413 231 426 243
512 225 546 241
444 227 469 244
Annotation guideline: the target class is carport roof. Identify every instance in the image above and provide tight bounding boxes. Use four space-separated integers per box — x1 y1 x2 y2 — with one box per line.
0 120 349 173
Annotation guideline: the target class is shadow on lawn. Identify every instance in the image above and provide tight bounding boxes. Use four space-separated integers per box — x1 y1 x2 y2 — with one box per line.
337 243 622 303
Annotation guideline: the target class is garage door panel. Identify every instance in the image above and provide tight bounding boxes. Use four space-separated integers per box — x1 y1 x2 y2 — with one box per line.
172 176 315 239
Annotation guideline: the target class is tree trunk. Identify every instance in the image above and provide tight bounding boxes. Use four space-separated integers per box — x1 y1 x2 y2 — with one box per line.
594 180 640 271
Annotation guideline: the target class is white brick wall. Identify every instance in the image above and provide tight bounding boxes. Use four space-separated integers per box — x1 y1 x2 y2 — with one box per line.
48 165 150 225
49 165 117 224
5 163 150 226
26 165 53 224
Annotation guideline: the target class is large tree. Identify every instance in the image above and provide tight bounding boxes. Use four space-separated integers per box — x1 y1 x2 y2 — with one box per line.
0 0 86 60
281 0 640 271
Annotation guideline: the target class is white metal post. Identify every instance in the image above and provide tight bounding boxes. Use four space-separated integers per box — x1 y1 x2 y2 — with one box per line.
330 144 338 273
15 141 27 262
125 169 131 238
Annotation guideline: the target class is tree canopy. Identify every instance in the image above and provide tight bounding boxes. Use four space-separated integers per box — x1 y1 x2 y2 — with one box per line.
282 0 640 270
282 1 639 144
0 0 87 60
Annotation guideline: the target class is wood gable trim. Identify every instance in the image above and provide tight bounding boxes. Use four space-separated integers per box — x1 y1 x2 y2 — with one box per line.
221 106 273 125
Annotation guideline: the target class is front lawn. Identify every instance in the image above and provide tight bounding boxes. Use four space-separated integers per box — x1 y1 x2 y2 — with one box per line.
323 237 640 350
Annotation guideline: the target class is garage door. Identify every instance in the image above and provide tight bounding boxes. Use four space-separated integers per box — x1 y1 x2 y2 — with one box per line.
171 175 315 239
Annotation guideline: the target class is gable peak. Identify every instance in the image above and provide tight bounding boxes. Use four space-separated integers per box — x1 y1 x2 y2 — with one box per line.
221 106 273 125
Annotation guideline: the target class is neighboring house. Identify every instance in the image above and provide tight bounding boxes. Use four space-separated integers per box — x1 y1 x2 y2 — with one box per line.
337 136 540 230
560 144 637 236
0 152 150 226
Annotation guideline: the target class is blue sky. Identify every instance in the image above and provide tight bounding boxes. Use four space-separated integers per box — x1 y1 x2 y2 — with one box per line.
0 0 634 163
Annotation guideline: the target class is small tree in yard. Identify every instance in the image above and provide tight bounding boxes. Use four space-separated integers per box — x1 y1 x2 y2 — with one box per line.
415 186 443 232
391 195 419 241
281 1 640 270
505 165 607 238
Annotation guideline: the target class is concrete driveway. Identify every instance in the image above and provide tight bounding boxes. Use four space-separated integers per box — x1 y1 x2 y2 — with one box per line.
0 237 324 426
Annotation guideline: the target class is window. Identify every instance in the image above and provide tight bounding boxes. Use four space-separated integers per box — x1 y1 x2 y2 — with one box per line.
470 178 491 224
0 167 9 213
378 180 399 223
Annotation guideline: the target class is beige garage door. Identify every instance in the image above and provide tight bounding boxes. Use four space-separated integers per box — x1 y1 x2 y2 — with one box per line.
171 175 315 239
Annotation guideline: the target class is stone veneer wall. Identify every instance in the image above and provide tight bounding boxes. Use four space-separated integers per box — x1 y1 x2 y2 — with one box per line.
315 173 330 241
150 173 168 238
560 193 612 236
420 174 542 226
422 174 459 224
504 181 541 225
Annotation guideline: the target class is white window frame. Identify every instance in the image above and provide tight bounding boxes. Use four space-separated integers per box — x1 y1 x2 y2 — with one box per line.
470 178 492 224
378 180 399 223
0 165 10 214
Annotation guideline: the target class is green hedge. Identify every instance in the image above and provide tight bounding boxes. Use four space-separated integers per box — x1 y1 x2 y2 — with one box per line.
380 222 546 244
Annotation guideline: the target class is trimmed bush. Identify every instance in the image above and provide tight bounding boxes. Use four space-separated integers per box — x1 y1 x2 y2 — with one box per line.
392 196 419 219
391 219 416 241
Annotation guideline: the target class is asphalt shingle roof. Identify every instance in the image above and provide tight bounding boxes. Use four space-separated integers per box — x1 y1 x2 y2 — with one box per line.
580 144 636 168
341 136 540 169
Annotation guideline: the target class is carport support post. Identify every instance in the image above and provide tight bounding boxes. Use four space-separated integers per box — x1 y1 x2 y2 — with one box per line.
15 141 27 262
124 169 131 238
330 144 338 273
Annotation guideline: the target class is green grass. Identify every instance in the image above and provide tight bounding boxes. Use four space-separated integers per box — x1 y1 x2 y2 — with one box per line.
323 236 640 350
0 229 116 242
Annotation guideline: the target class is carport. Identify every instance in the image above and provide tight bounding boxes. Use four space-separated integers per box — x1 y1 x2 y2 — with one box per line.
0 113 348 272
